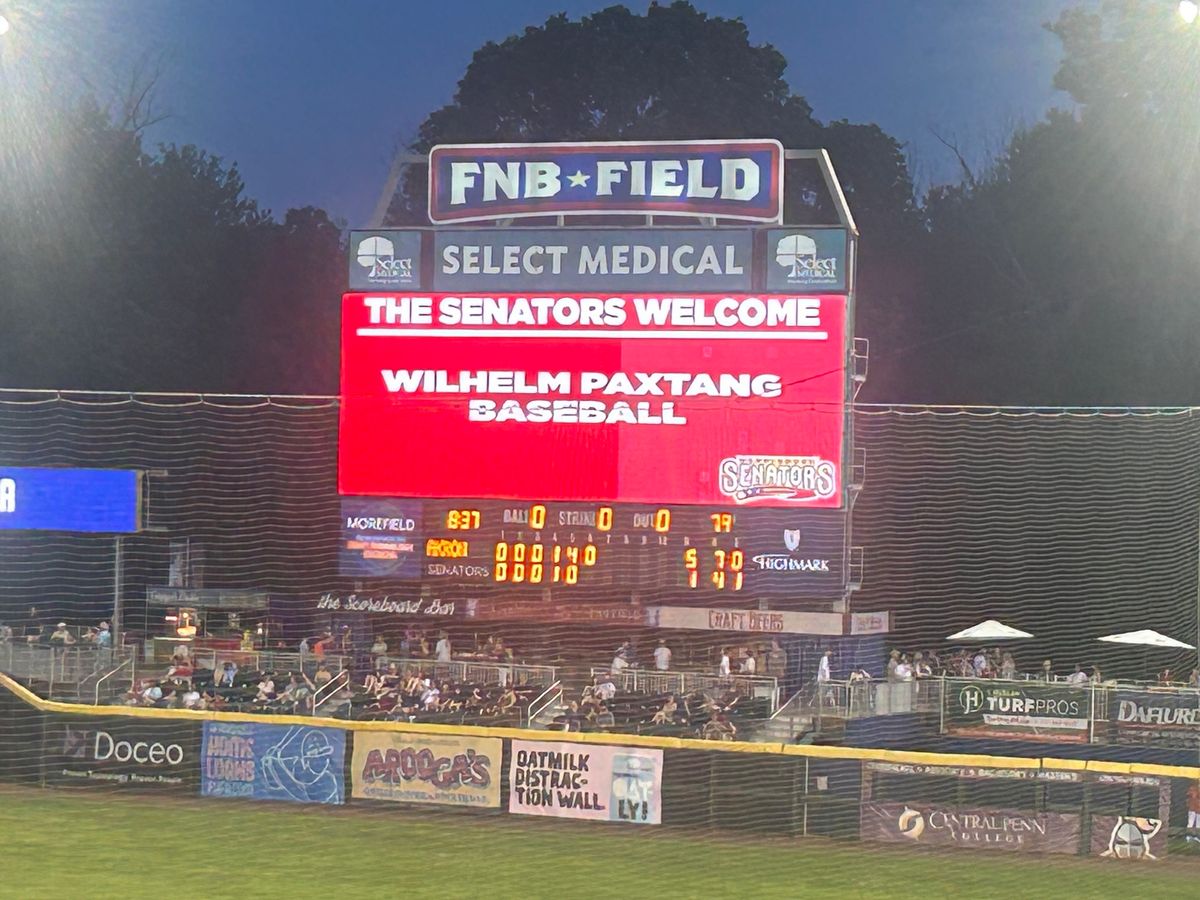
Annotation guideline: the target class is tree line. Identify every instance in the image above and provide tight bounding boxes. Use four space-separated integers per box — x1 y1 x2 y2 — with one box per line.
2 0 1195 405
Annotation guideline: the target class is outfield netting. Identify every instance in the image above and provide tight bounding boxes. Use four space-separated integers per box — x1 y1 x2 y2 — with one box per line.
1 393 1200 863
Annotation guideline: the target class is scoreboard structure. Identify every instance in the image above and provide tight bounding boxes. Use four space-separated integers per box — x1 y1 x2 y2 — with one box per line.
338 142 865 612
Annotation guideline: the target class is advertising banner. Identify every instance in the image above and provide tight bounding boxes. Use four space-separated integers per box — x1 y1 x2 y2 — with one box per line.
340 497 423 578
351 731 502 808
43 716 200 791
1108 690 1200 748
860 802 1080 854
338 292 846 507
764 229 848 292
201 722 345 805
943 680 1090 743
645 606 845 635
0 466 141 533
1090 816 1166 860
145 587 269 610
432 228 753 292
348 230 421 290
428 140 783 223
508 740 662 824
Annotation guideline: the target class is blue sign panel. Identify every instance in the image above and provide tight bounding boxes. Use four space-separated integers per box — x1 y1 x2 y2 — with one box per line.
0 467 141 533
764 228 848 292
340 497 423 578
348 230 422 290
201 722 345 805
429 140 783 224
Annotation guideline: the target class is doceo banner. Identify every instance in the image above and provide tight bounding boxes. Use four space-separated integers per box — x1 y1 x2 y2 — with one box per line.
508 740 662 824
943 680 1090 743
43 717 200 790
338 293 846 507
0 467 141 533
860 802 1080 854
352 732 502 808
201 722 345 805
429 140 783 223
433 228 753 291
1108 690 1200 748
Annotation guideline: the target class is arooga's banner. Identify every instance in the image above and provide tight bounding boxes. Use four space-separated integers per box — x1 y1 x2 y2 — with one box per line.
433 228 753 291
43 716 200 791
1107 690 1200 748
508 740 662 825
428 140 783 223
201 722 345 805
943 679 1090 743
351 732 502 808
860 802 1080 854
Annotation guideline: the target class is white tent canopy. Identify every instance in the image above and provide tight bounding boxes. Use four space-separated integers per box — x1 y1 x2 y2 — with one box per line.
946 619 1033 641
1095 629 1195 650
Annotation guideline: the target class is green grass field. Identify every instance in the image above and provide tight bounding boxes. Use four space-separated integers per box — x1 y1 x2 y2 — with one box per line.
1 786 1197 899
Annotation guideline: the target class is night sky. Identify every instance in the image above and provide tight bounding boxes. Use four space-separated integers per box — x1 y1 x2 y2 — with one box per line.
12 0 1080 224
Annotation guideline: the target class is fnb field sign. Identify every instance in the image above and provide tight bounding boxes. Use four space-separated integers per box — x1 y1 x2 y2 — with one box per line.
337 292 845 507
428 140 783 223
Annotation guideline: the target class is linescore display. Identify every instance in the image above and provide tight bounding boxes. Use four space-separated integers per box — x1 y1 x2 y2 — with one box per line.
340 498 846 598
338 293 846 507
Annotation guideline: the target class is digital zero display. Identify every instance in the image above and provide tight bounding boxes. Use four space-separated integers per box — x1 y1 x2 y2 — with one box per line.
340 498 845 599
338 292 846 508
0 467 142 533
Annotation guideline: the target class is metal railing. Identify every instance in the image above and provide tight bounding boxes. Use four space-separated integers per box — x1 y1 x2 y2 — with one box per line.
312 669 351 714
589 667 781 713
1 644 131 695
93 657 134 705
526 681 563 726
382 656 557 688
190 648 350 676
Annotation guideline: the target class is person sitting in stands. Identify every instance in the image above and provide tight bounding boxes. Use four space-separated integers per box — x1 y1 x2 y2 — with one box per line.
420 682 441 711
402 670 424 696
370 635 388 658
595 677 617 702
553 701 584 731
140 681 164 706
650 696 678 726
363 669 387 695
313 663 333 688
594 704 616 729
215 661 238 688
703 712 737 741
167 653 194 680
255 675 276 702
495 686 518 713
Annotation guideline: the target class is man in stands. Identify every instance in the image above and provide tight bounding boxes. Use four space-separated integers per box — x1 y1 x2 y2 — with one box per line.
718 647 731 678
214 661 238 688
50 622 75 646
1066 663 1089 686
96 622 112 648
435 631 452 663
653 639 672 672
596 675 617 702
611 647 630 675
740 650 756 675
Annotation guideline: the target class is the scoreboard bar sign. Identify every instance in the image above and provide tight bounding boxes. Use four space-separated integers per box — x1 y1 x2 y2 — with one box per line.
434 228 753 291
428 140 783 224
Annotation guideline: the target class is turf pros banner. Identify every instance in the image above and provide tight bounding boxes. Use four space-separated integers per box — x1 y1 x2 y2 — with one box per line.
943 679 1090 743
42 716 200 791
201 722 345 805
351 732 501 808
508 740 662 824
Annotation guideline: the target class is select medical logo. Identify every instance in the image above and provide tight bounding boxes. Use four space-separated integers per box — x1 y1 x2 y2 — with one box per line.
766 228 847 292
349 231 419 288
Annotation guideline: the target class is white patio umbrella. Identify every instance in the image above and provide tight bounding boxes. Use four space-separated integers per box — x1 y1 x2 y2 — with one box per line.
945 619 1033 641
1096 629 1195 650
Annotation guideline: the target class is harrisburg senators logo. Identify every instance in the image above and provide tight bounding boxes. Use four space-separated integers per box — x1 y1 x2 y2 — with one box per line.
717 455 837 504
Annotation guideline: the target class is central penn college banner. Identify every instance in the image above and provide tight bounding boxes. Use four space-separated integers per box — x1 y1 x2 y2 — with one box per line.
351 732 502 808
338 292 846 507
943 679 1091 743
861 802 1080 854
201 722 345 805
508 740 662 825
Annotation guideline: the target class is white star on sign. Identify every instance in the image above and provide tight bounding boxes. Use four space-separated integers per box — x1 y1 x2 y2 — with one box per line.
567 170 591 187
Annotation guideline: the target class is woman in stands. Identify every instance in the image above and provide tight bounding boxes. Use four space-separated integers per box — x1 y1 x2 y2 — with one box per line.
650 695 678 726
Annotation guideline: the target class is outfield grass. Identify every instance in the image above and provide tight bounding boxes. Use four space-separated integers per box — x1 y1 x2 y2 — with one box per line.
0 786 1197 899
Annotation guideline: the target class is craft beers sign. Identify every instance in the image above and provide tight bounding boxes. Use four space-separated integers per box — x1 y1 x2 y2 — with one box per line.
428 140 784 223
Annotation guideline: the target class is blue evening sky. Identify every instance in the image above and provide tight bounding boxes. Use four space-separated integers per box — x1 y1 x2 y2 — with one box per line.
13 0 1084 224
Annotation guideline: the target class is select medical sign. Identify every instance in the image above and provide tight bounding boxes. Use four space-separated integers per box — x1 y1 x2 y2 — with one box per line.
428 140 783 223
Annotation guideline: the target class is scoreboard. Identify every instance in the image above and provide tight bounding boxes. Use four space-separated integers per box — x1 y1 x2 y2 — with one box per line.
340 497 845 599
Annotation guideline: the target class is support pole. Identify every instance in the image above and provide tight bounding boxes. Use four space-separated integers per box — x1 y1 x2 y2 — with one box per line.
112 537 124 645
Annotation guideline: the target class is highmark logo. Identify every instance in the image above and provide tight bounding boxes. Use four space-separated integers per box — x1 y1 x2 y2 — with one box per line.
750 527 831 574
717 455 836 504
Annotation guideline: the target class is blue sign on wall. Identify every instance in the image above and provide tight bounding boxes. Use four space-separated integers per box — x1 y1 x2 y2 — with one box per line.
429 140 783 223
0 467 141 533
340 497 423 578
201 722 345 805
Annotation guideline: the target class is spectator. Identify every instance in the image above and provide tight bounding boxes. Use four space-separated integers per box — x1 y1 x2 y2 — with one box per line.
702 712 737 741
181 688 202 709
140 682 164 705
1189 668 1199 689
594 704 616 729
651 696 678 725
313 631 334 660
214 661 238 688
1041 659 1054 682
1066 664 1089 686
255 675 276 702
420 682 441 711
916 656 933 679
653 639 672 672
1187 780 1200 844
370 635 388 658
166 653 194 680
718 647 731 678
0 623 12 642
96 622 112 649
313 663 333 687
894 655 913 681
886 650 900 681
766 640 787 678
50 623 76 646
596 676 617 702
972 649 988 677
611 649 630 675
1000 652 1017 680
818 649 833 684
435 632 452 663
740 650 756 675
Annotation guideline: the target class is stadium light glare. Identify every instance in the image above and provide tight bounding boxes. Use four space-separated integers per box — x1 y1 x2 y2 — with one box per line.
1181 1 1200 25
0 14 11 36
